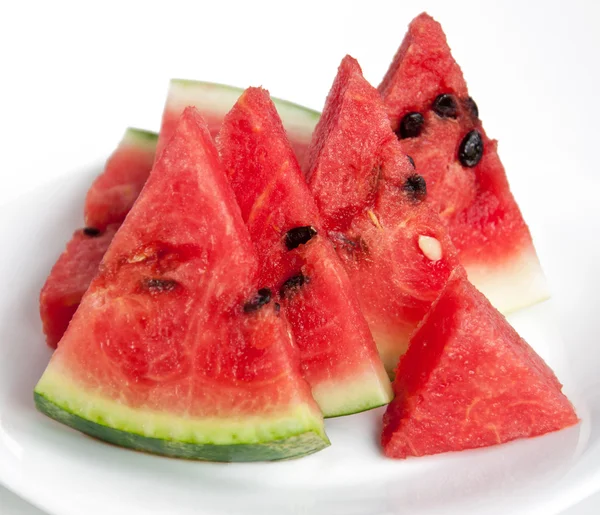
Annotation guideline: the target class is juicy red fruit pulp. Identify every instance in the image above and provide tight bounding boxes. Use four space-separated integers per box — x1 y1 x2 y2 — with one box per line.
382 270 578 459
379 13 546 313
306 55 461 373
39 225 119 348
218 87 391 415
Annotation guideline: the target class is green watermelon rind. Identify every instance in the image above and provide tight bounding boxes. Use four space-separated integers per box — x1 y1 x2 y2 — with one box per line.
122 127 158 148
311 369 392 418
168 79 320 140
34 371 329 462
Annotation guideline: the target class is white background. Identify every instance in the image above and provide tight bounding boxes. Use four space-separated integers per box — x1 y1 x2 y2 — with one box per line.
1 0 599 513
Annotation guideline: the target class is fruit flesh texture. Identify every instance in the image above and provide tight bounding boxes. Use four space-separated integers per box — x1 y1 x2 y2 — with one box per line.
39 226 119 349
218 87 392 417
35 107 329 461
306 56 461 375
158 79 320 169
382 269 578 459
378 13 548 314
84 128 157 231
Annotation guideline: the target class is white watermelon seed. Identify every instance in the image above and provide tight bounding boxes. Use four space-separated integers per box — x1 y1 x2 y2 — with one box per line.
418 235 442 261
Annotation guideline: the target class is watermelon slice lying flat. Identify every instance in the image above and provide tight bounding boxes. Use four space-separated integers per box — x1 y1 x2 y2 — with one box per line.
158 79 320 167
218 87 392 417
35 107 329 461
378 13 548 314
39 225 118 349
85 128 157 231
306 56 461 374
382 269 578 459
39 129 157 348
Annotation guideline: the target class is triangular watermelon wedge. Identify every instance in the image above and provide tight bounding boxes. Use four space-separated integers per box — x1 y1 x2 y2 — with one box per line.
382 269 578 459
306 56 461 375
40 128 157 349
84 128 157 231
34 107 329 461
218 87 392 417
378 13 549 314
40 225 119 349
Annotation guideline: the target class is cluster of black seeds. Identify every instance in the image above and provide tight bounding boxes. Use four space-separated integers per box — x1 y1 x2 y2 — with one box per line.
244 288 272 313
395 94 483 168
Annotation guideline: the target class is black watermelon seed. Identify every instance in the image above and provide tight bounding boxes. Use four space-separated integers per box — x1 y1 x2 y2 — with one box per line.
285 226 317 250
280 274 307 298
396 112 424 139
141 278 178 293
432 94 458 119
458 130 484 168
83 227 102 237
464 97 479 119
244 288 272 313
402 174 427 201
407 155 415 168
274 302 281 314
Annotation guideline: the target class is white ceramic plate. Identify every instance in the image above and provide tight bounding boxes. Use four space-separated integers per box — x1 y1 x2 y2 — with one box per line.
0 163 599 515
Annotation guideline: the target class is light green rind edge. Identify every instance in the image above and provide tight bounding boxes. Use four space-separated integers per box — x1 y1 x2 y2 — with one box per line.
34 369 329 462
169 79 321 130
122 127 158 149
35 393 328 461
313 369 393 418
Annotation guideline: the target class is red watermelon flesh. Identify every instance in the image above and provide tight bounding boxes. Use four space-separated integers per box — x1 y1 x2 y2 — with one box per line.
84 128 157 231
378 13 548 314
218 87 392 417
34 107 328 461
39 225 119 349
306 56 461 374
382 269 578 459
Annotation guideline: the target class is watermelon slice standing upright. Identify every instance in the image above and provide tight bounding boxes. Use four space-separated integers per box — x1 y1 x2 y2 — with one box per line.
382 269 578 459
218 87 392 417
306 56 461 375
378 13 548 314
40 128 157 348
158 79 320 167
35 107 329 461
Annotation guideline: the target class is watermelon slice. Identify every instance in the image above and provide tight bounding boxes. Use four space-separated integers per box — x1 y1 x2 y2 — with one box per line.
218 87 392 417
378 13 549 314
158 79 319 167
34 107 329 461
306 56 461 374
382 269 578 459
39 225 119 349
85 128 157 231
39 129 157 348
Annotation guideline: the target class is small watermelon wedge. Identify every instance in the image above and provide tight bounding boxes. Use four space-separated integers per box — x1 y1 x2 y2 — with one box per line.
85 128 157 231
378 13 549 314
382 269 578 459
39 225 119 349
306 56 461 374
35 107 329 461
40 128 157 348
218 87 392 417
158 79 320 167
